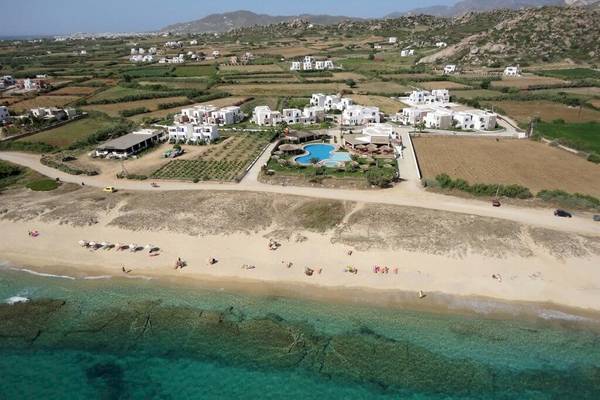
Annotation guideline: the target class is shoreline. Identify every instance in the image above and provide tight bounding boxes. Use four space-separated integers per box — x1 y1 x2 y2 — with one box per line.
2 217 600 326
4 259 600 329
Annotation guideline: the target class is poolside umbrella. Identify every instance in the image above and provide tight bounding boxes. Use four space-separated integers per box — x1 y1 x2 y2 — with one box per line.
366 144 379 153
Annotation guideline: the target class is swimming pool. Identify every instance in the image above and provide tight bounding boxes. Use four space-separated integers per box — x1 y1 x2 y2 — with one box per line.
295 144 351 167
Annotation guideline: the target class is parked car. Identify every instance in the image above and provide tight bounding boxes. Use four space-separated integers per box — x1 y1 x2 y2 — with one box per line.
492 199 501 207
554 209 572 218
103 186 116 193
593 215 600 222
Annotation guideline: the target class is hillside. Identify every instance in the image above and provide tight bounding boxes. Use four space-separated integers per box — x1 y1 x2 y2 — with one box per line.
392 0 598 17
417 6 600 65
161 10 362 33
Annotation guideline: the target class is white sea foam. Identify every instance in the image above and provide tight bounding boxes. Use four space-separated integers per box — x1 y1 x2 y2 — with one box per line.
537 309 592 322
4 296 30 305
82 275 113 280
8 267 76 280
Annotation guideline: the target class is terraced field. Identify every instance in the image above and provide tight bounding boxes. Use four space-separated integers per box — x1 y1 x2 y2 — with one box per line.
152 132 275 182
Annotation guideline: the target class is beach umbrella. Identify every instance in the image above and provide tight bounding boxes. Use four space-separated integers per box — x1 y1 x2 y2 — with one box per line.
89 241 97 248
79 240 88 247
129 244 137 252
100 241 108 248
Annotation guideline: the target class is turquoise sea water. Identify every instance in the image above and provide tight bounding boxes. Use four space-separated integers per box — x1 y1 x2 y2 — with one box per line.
1 265 600 399
295 144 351 166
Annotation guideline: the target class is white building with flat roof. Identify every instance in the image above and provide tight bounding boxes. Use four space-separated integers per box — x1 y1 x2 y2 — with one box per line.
504 66 521 76
424 110 453 129
252 106 282 126
210 106 244 125
389 37 398 44
470 110 497 131
342 105 380 126
401 49 414 57
397 108 430 126
168 124 219 143
452 112 475 130
444 64 457 74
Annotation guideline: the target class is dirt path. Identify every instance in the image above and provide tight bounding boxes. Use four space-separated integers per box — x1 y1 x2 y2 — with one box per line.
2 151 599 236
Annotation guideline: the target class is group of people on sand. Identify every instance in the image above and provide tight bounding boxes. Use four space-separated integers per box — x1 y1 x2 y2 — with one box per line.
373 266 398 275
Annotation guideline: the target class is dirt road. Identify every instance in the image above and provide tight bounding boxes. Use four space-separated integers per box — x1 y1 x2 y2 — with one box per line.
2 151 599 236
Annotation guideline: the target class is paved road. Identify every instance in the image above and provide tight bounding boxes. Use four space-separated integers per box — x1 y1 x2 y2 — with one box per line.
2 151 599 236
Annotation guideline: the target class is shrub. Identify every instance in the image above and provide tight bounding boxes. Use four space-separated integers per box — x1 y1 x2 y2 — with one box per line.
0 141 56 153
26 179 59 191
587 153 600 164
537 189 600 210
0 161 22 180
366 168 395 188
434 174 532 199
119 107 149 117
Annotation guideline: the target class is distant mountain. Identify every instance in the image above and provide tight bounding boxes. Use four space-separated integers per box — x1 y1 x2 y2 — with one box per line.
161 10 362 33
387 0 600 17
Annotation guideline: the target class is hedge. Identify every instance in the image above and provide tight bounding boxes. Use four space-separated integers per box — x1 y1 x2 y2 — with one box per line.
433 174 533 199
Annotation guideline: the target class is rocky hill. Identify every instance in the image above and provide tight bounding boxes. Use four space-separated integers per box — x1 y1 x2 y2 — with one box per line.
417 6 600 65
161 10 362 33
389 0 600 17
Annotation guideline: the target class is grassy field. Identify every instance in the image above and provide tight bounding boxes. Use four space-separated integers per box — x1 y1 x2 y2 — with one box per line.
491 75 567 89
152 132 274 181
254 46 315 58
355 81 411 95
49 86 99 96
88 86 157 102
413 136 600 197
304 72 367 82
11 95 80 111
217 82 349 96
171 65 216 77
535 121 600 154
537 68 600 80
452 89 503 99
417 81 472 90
349 95 407 114
81 96 189 117
138 79 210 90
220 64 284 73
490 100 600 124
17 115 117 148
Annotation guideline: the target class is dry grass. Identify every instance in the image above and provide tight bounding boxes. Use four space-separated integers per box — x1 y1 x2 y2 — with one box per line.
304 72 367 82
11 95 80 111
589 99 600 108
349 95 407 114
49 86 99 96
127 96 250 122
491 100 600 123
491 75 567 89
355 81 410 95
220 64 284 73
217 83 348 96
413 136 600 197
81 96 189 117
418 81 471 90
254 46 316 58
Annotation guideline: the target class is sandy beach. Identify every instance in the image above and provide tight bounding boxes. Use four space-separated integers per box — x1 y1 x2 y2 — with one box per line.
1 184 600 315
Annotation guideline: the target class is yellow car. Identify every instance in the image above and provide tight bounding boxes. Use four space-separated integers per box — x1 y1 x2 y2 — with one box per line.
103 186 116 193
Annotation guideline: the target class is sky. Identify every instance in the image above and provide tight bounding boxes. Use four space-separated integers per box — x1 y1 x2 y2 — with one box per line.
2 0 457 36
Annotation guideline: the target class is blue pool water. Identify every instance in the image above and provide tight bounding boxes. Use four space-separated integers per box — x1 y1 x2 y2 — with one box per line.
296 144 351 166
